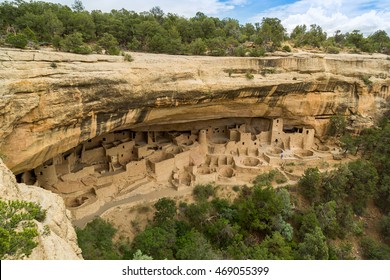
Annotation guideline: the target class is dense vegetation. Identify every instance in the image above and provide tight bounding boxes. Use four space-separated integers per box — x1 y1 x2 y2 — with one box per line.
0 199 46 259
1 1 390 56
76 119 390 260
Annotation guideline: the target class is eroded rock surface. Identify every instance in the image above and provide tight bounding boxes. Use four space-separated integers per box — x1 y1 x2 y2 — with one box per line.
0 159 82 260
0 48 389 174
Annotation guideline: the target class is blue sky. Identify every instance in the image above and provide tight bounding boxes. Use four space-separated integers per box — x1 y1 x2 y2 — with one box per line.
1 0 389 35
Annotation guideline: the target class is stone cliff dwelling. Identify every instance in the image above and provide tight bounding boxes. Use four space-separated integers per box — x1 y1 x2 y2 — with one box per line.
18 117 341 221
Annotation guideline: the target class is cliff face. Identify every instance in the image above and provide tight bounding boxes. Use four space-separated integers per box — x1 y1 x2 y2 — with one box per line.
0 48 389 174
0 159 82 259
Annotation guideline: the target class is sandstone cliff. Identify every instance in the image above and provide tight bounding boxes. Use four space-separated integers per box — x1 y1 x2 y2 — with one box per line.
0 159 82 259
0 48 389 174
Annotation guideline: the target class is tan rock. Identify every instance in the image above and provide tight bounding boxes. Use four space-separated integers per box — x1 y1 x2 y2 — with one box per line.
0 159 82 260
0 48 389 174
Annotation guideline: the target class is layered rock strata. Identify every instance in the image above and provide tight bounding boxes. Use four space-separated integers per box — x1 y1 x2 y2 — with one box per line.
0 48 389 174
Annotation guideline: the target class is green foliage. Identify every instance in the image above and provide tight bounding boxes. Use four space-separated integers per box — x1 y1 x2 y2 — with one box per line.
60 32 91 54
235 185 284 232
329 242 355 260
176 230 220 259
361 75 373 86
5 33 28 48
131 226 176 259
347 159 378 215
297 226 329 260
245 72 254 80
123 53 134 62
1 1 389 55
193 184 215 201
189 38 207 55
50 62 57 68
282 45 291 52
132 249 153 260
380 214 390 242
22 27 37 42
327 114 347 136
326 46 340 54
98 33 120 55
360 237 390 259
256 232 294 260
153 197 176 225
0 199 46 259
298 167 322 203
76 217 120 259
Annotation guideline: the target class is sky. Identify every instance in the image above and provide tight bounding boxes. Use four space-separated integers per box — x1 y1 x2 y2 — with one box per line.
2 0 390 35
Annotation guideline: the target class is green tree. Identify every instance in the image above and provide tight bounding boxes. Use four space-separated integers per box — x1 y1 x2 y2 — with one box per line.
72 0 85 12
360 237 390 259
315 201 339 239
176 230 220 259
98 33 120 55
290 25 307 47
327 114 347 136
5 33 28 48
0 199 46 259
153 197 176 225
60 32 91 54
255 232 293 260
298 168 322 203
76 217 120 259
189 38 207 55
347 160 378 215
380 213 390 242
131 226 176 259
257 17 285 51
193 184 215 201
298 226 329 260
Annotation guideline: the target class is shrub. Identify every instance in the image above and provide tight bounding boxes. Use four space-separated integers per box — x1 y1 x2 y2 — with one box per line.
361 75 373 86
5 33 28 49
298 168 322 203
360 237 390 259
76 217 120 259
98 33 120 55
282 45 292 52
60 32 91 54
50 62 57 68
193 184 215 201
326 46 340 54
245 72 254 79
0 199 46 259
327 114 347 136
123 53 134 62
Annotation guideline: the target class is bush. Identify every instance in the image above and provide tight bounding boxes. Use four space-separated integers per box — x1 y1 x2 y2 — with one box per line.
326 46 340 54
360 237 390 259
327 114 347 136
5 33 28 49
193 184 215 201
123 53 134 62
98 33 120 55
282 45 291 52
245 72 254 79
76 218 121 259
60 32 91 54
361 75 373 86
298 168 322 203
0 199 46 259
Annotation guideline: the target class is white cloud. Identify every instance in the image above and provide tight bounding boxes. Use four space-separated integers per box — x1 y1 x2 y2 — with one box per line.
250 0 390 36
